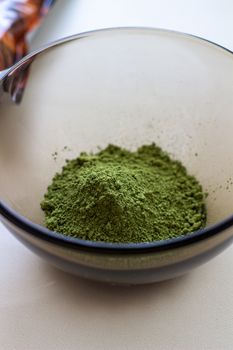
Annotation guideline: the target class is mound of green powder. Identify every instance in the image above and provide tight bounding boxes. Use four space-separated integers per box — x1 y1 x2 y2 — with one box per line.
41 144 206 243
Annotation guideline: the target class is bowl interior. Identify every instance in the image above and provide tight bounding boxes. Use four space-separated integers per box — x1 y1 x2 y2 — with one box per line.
0 28 233 231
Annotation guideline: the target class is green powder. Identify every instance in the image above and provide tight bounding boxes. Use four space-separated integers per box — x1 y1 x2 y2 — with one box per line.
41 144 206 243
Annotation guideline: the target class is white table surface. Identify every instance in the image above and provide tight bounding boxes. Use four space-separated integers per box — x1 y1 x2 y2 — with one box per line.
1 1 233 349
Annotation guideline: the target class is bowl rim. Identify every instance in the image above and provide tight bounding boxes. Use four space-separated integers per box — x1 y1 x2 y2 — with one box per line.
1 200 233 253
1 26 233 254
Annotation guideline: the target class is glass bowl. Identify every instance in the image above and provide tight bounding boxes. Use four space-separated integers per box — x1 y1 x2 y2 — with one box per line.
0 28 233 284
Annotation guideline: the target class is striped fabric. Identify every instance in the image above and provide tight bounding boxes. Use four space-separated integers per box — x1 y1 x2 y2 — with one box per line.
0 0 56 70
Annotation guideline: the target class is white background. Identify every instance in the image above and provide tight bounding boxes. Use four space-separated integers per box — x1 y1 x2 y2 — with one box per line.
1 1 233 349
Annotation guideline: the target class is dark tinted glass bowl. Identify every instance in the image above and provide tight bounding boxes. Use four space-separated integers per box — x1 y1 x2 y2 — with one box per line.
1 28 233 284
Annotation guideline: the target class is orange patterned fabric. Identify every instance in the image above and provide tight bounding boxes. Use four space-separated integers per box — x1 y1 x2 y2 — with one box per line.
0 0 55 70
